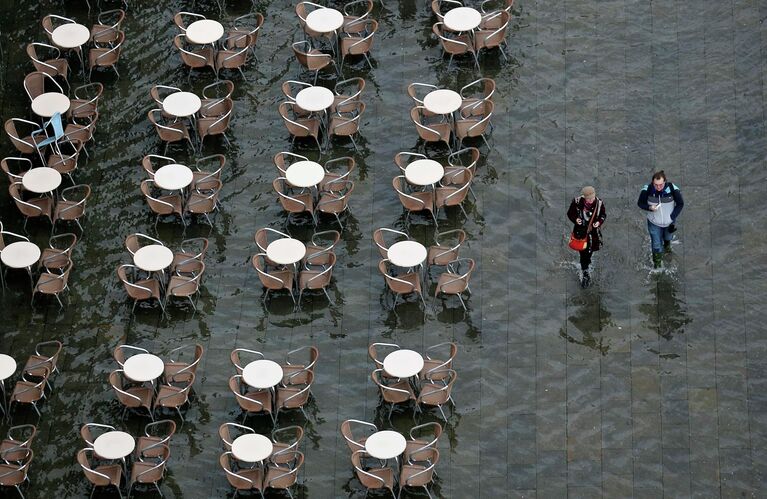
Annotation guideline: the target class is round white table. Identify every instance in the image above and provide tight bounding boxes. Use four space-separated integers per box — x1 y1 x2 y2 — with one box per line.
0 355 16 382
186 19 224 44
365 431 407 460
387 241 427 268
0 242 41 269
22 167 62 194
295 86 335 113
423 89 462 115
405 159 444 186
123 353 165 383
162 92 202 118
31 92 71 118
305 8 344 34
285 161 325 188
443 7 482 32
154 164 194 191
51 23 90 49
93 431 136 460
242 359 284 389
266 239 306 266
133 245 174 273
383 349 425 379
231 433 274 463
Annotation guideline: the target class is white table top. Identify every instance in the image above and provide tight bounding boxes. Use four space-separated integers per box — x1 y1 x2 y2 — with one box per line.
186 19 224 44
0 355 17 382
31 92 71 118
1 242 41 269
305 8 344 33
154 163 194 191
51 23 90 49
387 240 427 268
423 89 462 115
133 245 174 272
266 238 306 266
295 86 335 113
231 433 274 462
22 167 62 194
162 92 202 118
383 349 425 378
365 430 407 460
242 359 284 389
123 353 165 383
405 159 444 186
443 7 482 32
286 161 325 188
93 431 136 460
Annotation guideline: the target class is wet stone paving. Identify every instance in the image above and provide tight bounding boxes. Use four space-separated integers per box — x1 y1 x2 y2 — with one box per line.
0 0 766 497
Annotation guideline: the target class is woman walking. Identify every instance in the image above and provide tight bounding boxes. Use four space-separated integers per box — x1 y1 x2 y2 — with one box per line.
567 186 606 288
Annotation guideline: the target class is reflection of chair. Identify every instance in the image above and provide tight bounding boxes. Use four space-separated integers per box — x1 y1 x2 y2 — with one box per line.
88 30 125 79
292 40 337 85
340 419 377 453
351 449 395 497
78 448 123 499
220 451 265 496
109 369 154 420
371 368 416 420
399 447 440 498
117 264 164 313
434 258 475 310
378 259 426 308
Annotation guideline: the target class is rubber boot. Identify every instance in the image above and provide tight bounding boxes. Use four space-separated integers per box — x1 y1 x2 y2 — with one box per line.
581 269 590 288
652 252 663 269
664 240 672 253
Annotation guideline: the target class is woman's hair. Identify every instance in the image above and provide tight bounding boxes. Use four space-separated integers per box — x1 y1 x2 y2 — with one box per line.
652 170 666 181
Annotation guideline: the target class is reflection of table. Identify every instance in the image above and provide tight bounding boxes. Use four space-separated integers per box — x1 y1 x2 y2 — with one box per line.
22 167 62 194
305 8 344 34
31 92 71 118
266 239 306 266
365 430 407 460
1 242 42 270
133 245 174 272
0 355 17 414
405 160 444 187
443 7 482 32
295 86 334 113
162 92 202 118
231 433 273 463
423 89 462 115
383 349 425 378
154 164 194 191
186 19 224 44
285 161 325 188
51 23 90 49
242 359 284 389
123 353 165 383
94 431 136 460
387 241 427 268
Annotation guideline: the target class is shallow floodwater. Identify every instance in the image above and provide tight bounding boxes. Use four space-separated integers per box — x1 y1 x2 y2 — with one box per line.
0 0 766 497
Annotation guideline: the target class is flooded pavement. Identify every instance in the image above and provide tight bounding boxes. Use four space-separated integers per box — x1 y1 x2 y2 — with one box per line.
0 0 766 497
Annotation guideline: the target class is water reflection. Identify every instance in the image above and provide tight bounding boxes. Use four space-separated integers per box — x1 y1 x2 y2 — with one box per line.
560 291 613 356
639 273 691 341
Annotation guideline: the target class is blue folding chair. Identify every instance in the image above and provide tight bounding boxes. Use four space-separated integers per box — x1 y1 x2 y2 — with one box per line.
30 112 65 164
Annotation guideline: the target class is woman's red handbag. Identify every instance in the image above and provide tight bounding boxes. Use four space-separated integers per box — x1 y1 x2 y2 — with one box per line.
568 198 599 251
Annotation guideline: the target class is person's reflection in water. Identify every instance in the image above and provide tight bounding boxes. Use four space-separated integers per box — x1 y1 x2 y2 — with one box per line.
639 273 691 340
559 291 613 356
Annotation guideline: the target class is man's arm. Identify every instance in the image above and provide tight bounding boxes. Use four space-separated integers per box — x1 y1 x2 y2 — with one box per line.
637 186 651 210
670 184 684 221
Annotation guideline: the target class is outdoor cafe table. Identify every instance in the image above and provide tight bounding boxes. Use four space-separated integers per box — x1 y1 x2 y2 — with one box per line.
443 7 482 33
31 92 71 118
231 433 273 463
404 159 444 187
423 89 462 116
93 431 136 461
186 19 224 45
365 430 407 464
242 359 284 390
162 92 202 118
154 163 194 191
383 349 425 379
266 238 306 267
132 245 174 273
387 241 427 269
22 167 62 194
285 161 325 189
123 353 165 383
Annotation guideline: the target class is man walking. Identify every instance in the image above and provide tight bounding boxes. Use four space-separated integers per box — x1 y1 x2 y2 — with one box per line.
637 171 684 268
